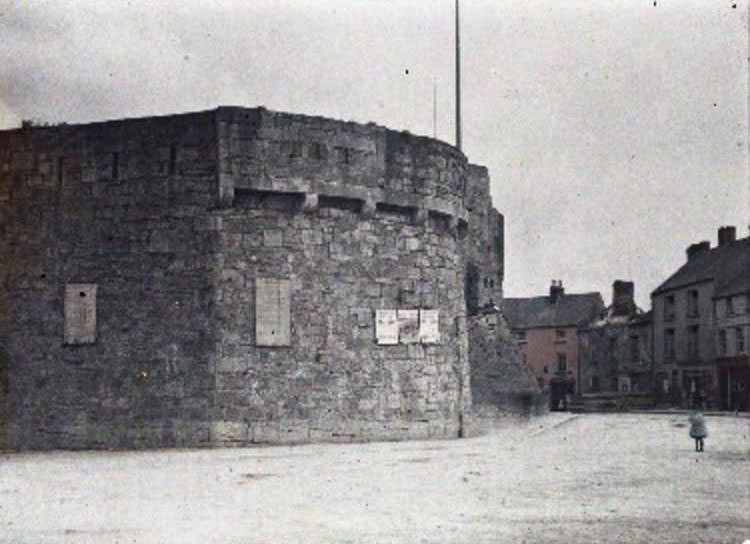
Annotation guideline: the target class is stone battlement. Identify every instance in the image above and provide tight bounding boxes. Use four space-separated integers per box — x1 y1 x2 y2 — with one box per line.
0 107 484 228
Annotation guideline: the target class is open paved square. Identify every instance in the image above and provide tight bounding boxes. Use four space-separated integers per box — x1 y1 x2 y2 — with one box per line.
2 412 749 544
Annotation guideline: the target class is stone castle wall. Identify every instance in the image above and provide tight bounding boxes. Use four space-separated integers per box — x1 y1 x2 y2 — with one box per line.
0 111 221 449
0 106 524 449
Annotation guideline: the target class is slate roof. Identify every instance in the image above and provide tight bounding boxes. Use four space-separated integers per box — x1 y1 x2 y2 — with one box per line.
503 292 605 330
630 309 653 326
652 237 750 298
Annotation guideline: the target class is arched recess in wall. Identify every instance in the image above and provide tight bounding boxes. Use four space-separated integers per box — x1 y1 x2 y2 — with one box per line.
0 345 7 450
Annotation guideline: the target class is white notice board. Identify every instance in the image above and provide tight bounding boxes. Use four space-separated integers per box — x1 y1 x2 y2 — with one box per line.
375 309 398 345
419 309 440 344
255 278 291 346
64 284 97 345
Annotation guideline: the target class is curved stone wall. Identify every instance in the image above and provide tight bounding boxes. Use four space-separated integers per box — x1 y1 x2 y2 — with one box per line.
213 191 469 443
0 106 518 449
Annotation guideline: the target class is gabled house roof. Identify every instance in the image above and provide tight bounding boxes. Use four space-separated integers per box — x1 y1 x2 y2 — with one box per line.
652 237 749 297
503 292 604 330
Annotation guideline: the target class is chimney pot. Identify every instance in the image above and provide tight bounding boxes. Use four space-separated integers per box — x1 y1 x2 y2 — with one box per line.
550 279 564 303
686 241 710 261
612 280 635 316
718 226 737 247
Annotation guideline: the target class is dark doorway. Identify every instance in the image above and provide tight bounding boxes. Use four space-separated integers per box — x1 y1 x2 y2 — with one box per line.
465 262 480 316
725 366 750 412
0 348 7 450
550 379 573 411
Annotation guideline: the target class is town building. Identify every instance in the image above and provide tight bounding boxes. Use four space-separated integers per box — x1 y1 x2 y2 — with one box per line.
0 107 540 450
651 226 749 409
712 230 750 411
504 281 604 409
578 281 653 404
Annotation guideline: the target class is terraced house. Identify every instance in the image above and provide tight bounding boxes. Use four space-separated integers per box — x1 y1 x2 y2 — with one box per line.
504 281 604 410
652 226 749 409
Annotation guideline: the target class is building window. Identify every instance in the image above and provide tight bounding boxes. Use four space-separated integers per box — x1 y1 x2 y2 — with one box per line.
664 329 675 361
718 329 727 356
310 142 327 160
687 325 699 359
516 330 527 342
736 327 745 354
556 329 566 339
727 296 736 316
630 335 639 362
557 353 567 373
687 290 699 317
591 376 600 390
664 295 675 322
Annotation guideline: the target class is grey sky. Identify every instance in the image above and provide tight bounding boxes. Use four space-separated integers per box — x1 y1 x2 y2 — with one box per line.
1 0 747 308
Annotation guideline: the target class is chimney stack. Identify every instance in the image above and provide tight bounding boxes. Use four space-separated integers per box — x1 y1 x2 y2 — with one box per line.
686 241 710 261
717 226 736 247
550 280 564 304
612 280 635 316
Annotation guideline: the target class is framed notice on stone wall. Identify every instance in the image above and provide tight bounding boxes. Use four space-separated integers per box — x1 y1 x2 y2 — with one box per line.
64 284 97 345
375 309 398 345
397 309 419 344
419 309 440 344
255 278 291 346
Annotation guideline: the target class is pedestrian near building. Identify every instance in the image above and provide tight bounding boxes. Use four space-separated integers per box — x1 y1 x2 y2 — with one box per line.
688 411 708 452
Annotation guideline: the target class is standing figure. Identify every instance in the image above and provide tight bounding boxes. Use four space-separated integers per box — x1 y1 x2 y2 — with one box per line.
688 411 708 452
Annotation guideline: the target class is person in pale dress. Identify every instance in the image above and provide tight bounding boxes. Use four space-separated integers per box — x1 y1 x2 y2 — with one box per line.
688 411 708 452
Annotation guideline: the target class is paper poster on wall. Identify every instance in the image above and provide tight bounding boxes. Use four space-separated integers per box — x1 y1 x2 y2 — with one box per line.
419 309 440 344
397 309 419 344
375 309 398 345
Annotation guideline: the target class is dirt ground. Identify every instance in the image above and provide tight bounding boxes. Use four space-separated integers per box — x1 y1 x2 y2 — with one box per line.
1 412 749 544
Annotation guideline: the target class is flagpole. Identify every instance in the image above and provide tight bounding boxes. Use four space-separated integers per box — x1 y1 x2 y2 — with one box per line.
455 0 461 151
433 79 437 139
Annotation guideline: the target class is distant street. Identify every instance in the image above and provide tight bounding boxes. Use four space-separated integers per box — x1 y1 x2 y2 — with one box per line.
2 413 749 544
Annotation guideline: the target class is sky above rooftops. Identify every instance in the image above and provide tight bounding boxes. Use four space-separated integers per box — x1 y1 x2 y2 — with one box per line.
1 0 747 308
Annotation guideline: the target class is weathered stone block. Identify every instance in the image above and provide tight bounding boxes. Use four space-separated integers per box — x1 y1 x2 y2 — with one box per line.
210 421 248 443
263 229 283 247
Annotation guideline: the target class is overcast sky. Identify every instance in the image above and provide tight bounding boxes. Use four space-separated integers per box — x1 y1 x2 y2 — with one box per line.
1 0 747 308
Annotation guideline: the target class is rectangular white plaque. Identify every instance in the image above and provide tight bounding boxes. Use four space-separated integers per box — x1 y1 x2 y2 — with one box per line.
64 284 97 344
419 309 440 344
375 309 398 345
255 278 291 346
